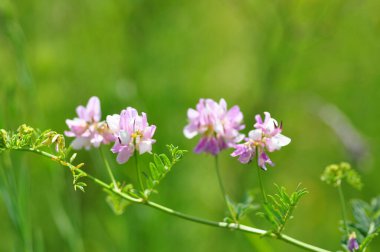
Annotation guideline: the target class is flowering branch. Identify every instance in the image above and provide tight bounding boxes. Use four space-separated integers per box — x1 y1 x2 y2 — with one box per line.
7 146 330 252
1 97 377 252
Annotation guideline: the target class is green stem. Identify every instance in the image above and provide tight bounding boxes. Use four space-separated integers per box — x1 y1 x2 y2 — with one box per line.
99 147 118 190
10 147 331 252
214 155 237 223
256 148 267 203
338 184 349 236
134 151 144 191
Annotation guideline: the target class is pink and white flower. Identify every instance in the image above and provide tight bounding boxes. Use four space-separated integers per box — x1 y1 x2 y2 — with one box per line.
231 112 291 170
184 98 245 155
106 107 156 164
65 96 114 150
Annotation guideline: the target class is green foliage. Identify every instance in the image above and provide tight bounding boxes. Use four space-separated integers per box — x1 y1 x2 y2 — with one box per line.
72 169 87 192
321 162 362 190
258 184 308 235
0 125 66 158
142 145 187 198
0 125 87 192
225 192 258 223
105 184 134 215
344 196 380 251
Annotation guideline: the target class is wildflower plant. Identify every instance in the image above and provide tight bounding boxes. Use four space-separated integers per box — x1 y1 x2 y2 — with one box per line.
0 96 378 252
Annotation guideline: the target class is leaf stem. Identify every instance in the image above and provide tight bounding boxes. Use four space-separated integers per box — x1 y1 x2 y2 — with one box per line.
214 155 237 223
338 184 349 236
99 147 118 191
256 148 267 203
10 147 332 252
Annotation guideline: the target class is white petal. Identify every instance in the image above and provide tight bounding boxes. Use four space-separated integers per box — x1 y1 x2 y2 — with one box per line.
71 137 90 150
119 131 131 145
187 109 199 119
266 118 277 131
139 140 152 154
183 125 198 139
275 134 291 147
106 114 120 132
219 98 227 111
248 129 262 141
87 96 101 122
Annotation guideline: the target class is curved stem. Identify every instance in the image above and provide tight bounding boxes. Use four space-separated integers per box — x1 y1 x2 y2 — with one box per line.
255 148 267 203
134 151 144 191
99 147 118 191
338 184 349 236
214 155 237 223
10 147 331 252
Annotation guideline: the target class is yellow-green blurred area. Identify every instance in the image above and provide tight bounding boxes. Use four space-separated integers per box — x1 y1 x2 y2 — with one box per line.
1 0 380 251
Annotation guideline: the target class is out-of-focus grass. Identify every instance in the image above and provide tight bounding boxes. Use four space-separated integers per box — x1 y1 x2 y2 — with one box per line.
1 0 380 251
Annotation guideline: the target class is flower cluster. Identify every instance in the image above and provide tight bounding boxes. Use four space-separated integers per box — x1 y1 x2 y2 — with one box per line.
65 97 114 150
106 108 156 164
66 97 289 170
231 112 291 170
183 98 244 155
65 97 156 164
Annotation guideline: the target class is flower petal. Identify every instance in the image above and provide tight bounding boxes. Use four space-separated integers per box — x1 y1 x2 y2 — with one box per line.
116 146 134 164
106 114 120 133
248 129 262 141
139 140 153 154
86 96 101 122
71 137 90 150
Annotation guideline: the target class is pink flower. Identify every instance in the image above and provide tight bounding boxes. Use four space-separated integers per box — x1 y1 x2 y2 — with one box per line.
231 112 291 170
183 98 245 155
106 107 156 164
65 96 114 150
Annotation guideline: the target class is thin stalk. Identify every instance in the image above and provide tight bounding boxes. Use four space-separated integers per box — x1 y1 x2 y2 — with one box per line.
338 184 349 236
10 147 332 252
134 151 144 191
214 155 237 223
256 148 267 203
99 147 118 191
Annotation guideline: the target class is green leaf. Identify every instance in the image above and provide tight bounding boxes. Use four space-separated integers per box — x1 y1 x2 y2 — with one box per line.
142 145 187 198
225 192 258 222
258 184 308 234
105 184 134 215
346 196 380 251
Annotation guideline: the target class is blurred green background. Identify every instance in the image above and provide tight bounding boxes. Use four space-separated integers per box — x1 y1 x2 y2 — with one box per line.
1 0 380 251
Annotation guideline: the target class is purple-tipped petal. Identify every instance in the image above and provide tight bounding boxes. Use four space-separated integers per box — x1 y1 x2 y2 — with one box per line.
184 98 244 155
258 151 274 170
194 137 209 154
206 137 220 155
231 144 254 164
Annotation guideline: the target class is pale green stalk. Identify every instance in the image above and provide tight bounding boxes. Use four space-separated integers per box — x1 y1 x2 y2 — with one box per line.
255 147 267 203
99 147 118 190
214 155 237 223
134 151 144 191
338 184 349 236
